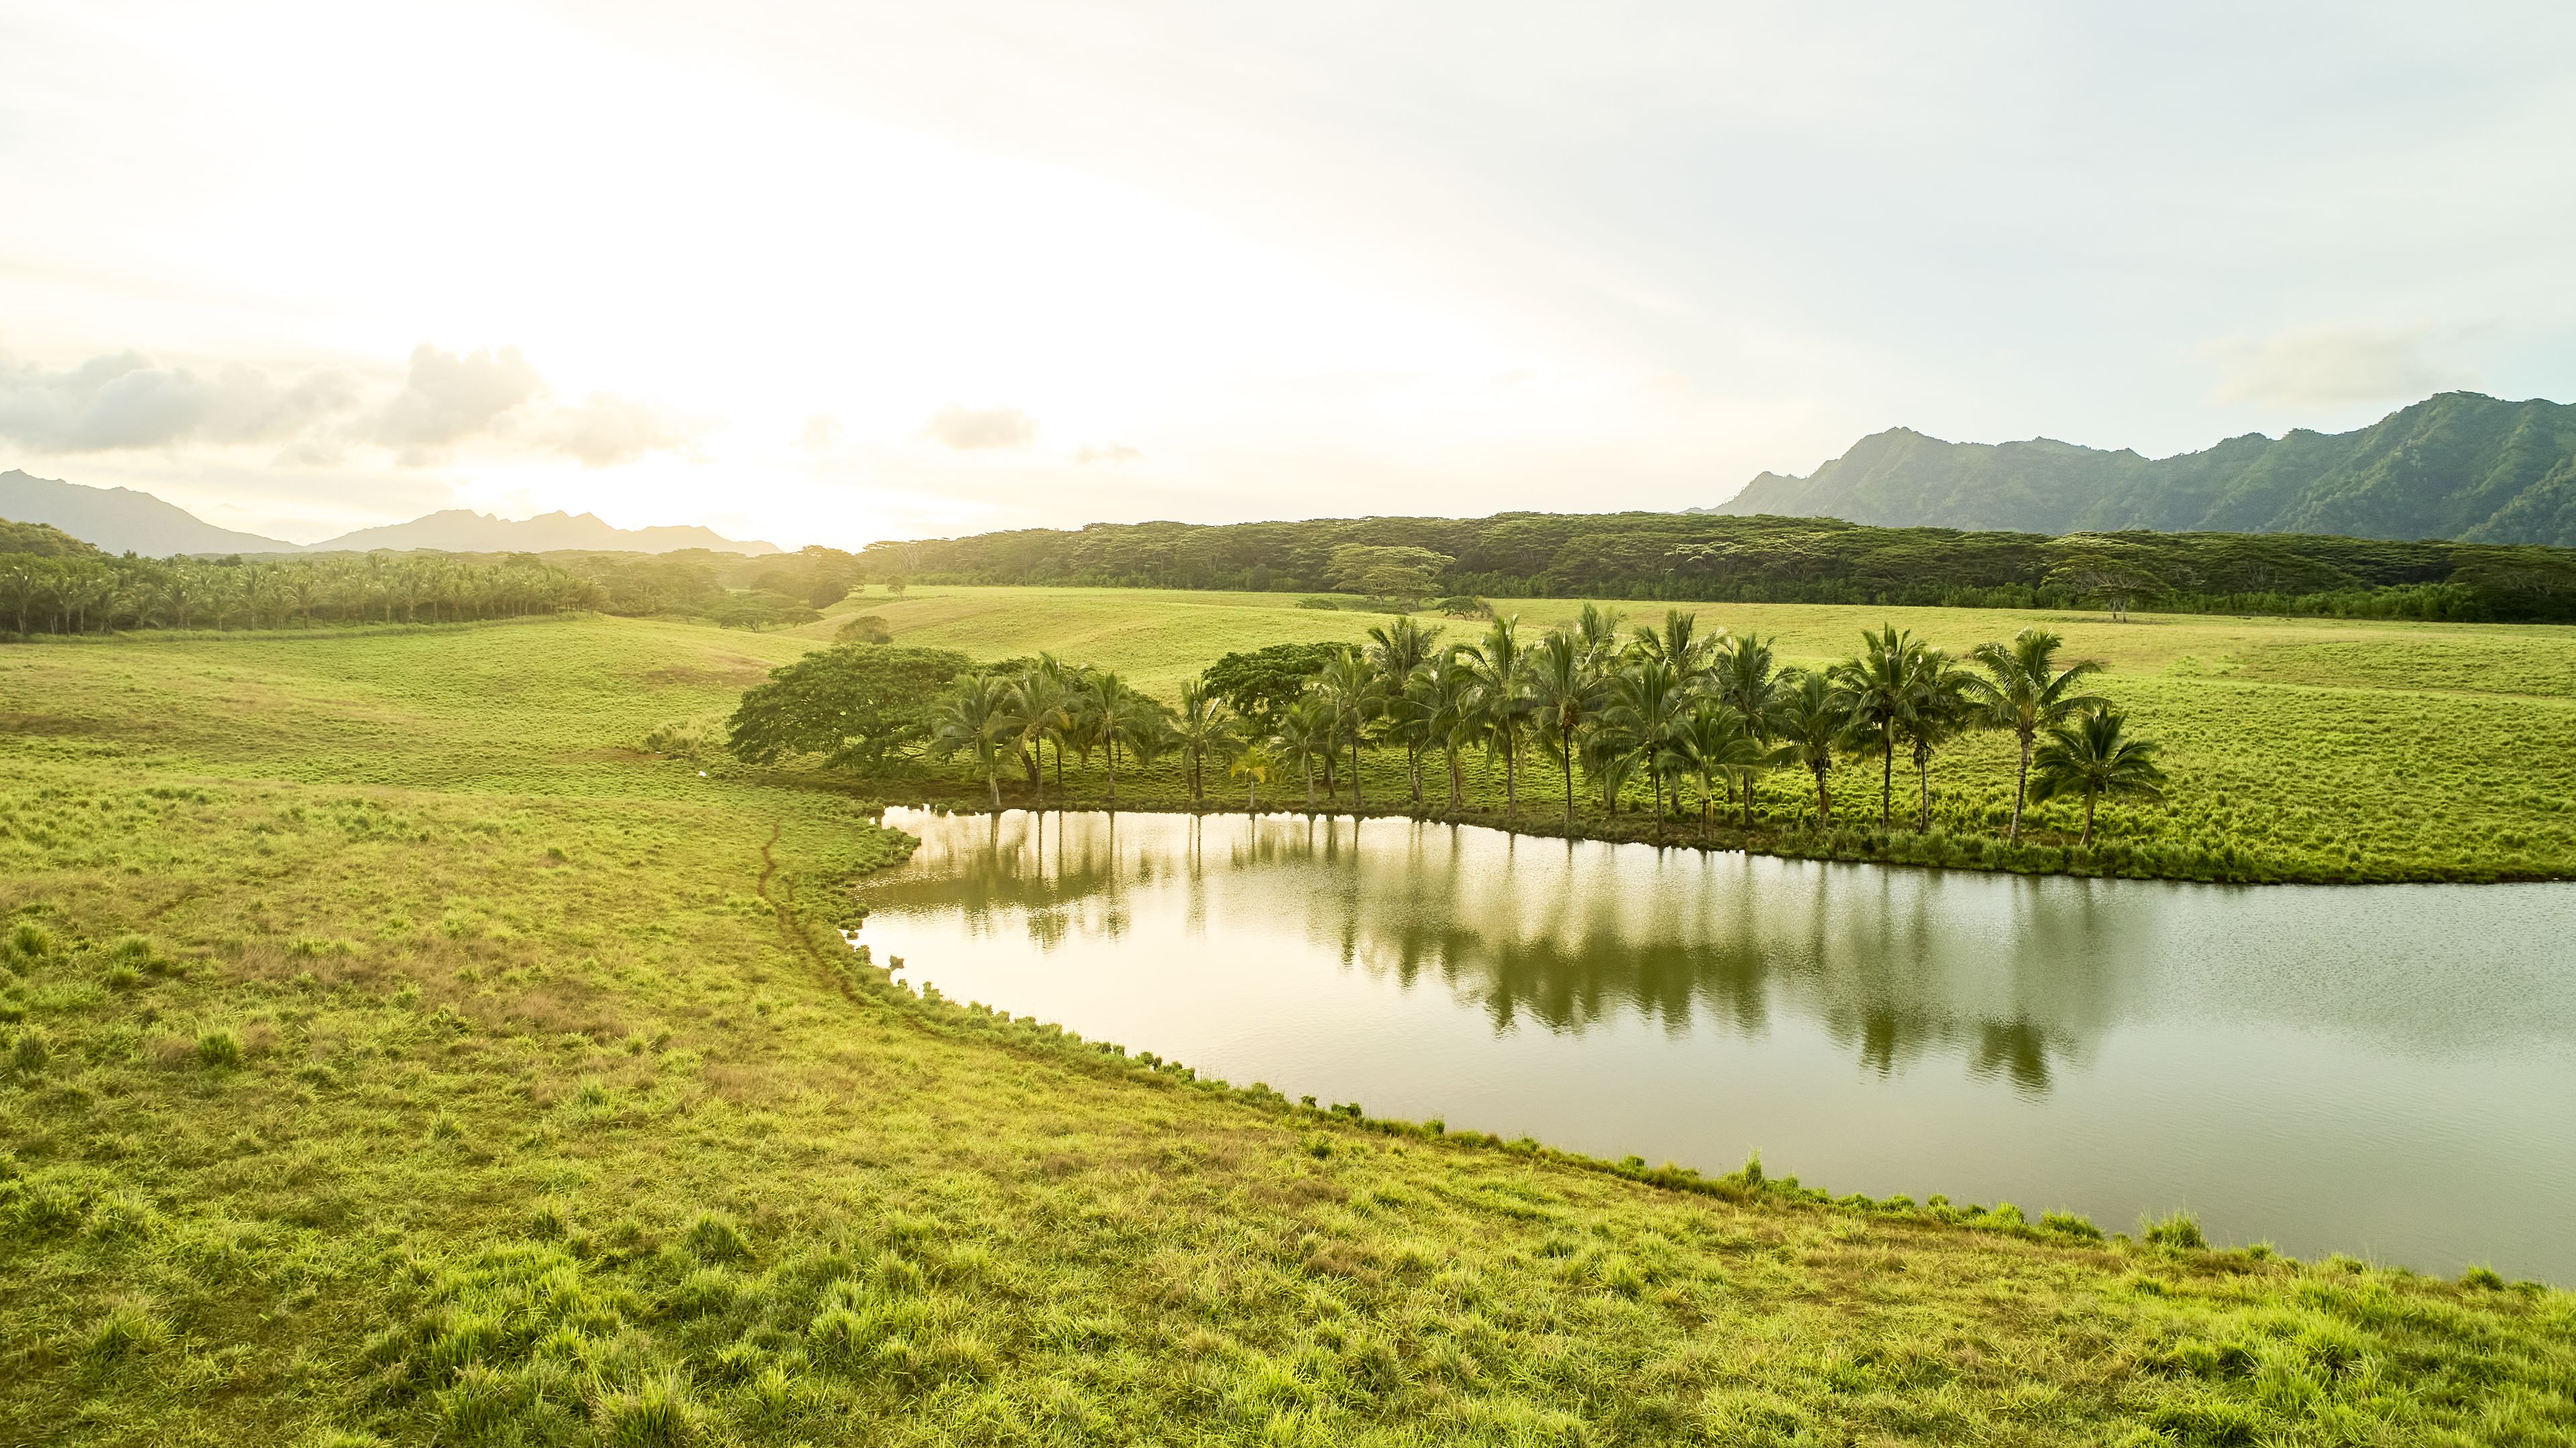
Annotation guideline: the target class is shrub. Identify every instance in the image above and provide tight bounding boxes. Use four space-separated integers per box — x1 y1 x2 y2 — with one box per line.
2461 1264 2508 1290
10 1029 48 1074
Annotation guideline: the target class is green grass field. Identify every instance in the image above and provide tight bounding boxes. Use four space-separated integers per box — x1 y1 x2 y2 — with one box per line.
4 610 2573 1445
816 586 2576 884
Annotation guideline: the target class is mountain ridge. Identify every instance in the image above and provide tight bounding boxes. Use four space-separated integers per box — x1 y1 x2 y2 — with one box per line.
0 470 778 556
1710 392 2576 546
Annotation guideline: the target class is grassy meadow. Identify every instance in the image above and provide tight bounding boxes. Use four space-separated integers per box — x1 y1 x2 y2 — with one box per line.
814 585 2576 884
3 610 2574 1445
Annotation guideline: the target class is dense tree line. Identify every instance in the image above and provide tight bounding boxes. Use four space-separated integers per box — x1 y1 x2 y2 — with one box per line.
730 611 2167 849
853 513 2576 621
0 521 869 637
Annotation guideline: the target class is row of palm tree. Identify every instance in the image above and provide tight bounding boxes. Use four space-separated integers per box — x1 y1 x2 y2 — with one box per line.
926 609 2168 847
0 552 608 635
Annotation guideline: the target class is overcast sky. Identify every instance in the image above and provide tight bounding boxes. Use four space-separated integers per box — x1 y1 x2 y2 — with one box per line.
5 1 2573 547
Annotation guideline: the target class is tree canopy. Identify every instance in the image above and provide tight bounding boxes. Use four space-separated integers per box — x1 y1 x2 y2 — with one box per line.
724 644 974 771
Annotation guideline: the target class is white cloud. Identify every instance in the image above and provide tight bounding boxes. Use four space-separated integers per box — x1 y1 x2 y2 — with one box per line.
0 350 362 452
1075 442 1143 466
523 391 702 468
370 344 548 459
922 403 1038 451
2204 325 2471 407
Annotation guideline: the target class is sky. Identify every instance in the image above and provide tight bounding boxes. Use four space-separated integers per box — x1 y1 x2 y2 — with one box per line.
4 1 2573 549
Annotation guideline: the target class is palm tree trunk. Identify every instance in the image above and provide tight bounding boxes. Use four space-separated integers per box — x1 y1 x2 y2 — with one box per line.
1560 735 1574 827
1503 735 1517 815
1348 728 1364 807
2082 795 2096 847
1812 764 1831 825
2009 731 2033 842
1742 775 1756 829
1304 762 1316 807
1880 739 1892 827
1915 744 1933 831
1107 743 1118 806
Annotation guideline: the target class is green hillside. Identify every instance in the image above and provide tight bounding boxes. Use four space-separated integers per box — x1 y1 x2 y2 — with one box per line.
1713 392 2576 546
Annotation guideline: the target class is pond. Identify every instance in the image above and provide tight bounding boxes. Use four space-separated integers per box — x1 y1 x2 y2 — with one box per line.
857 807 2576 1283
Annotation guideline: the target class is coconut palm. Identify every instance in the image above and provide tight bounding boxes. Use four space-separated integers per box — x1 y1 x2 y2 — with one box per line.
1365 615 1445 801
1314 649 1377 807
1464 615 1532 814
1572 602 1628 677
1172 680 1237 805
1230 741 1277 811
1005 660 1077 809
2029 708 2165 846
1832 625 1927 828
1523 630 1597 827
1605 660 1691 831
1896 646 1981 831
1631 607 1717 682
1670 702 1770 834
1407 650 1483 812
1273 694 1334 807
929 673 1014 808
1771 668 1856 826
1966 628 2109 843
1088 670 1155 805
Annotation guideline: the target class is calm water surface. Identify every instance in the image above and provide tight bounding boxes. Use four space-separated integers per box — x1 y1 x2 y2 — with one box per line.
859 807 2576 1282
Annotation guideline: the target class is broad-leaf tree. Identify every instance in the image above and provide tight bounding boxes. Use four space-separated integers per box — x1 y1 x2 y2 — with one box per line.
726 644 974 772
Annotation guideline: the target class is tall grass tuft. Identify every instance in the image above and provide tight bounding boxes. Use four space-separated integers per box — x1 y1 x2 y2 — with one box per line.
84 1298 171 1362
590 1367 702 1447
682 1210 752 1264
2143 1210 2208 1251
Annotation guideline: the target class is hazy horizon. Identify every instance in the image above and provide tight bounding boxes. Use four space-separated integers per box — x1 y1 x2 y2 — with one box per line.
7 2 2573 550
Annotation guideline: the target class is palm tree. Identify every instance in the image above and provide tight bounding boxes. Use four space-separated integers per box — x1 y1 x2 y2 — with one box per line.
1464 615 1531 814
1230 741 1277 811
1832 625 1925 828
1572 602 1627 677
1273 694 1332 807
1089 670 1153 805
2030 709 2165 847
1173 680 1236 805
1771 668 1854 826
1671 702 1769 834
1605 660 1690 832
1314 650 1377 807
1524 630 1596 827
1709 631 1783 731
1630 607 1716 682
930 673 1014 808
1896 646 1980 831
1966 628 2109 843
1365 615 1444 801
1407 650 1481 812
1006 661 1077 809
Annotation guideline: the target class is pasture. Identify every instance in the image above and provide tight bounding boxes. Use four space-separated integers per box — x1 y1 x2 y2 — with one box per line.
1 609 2572 1445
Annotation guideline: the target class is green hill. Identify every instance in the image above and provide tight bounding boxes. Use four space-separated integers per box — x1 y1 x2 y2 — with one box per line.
1713 392 2576 546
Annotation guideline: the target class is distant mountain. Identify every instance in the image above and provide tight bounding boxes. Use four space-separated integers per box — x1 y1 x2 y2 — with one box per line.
305 509 780 555
0 470 298 555
1710 393 2576 547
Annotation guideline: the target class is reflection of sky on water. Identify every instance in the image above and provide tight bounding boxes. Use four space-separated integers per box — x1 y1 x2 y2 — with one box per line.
861 808 2576 1282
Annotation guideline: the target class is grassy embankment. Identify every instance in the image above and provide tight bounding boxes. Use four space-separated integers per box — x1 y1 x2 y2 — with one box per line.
772 585 2576 884
3 615 2573 1446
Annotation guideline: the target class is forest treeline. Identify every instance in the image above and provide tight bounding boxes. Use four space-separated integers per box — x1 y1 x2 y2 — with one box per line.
0 519 867 636
853 512 2576 621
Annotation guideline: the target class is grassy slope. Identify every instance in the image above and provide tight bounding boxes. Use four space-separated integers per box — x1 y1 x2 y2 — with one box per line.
1 616 2571 1447
818 586 2576 884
